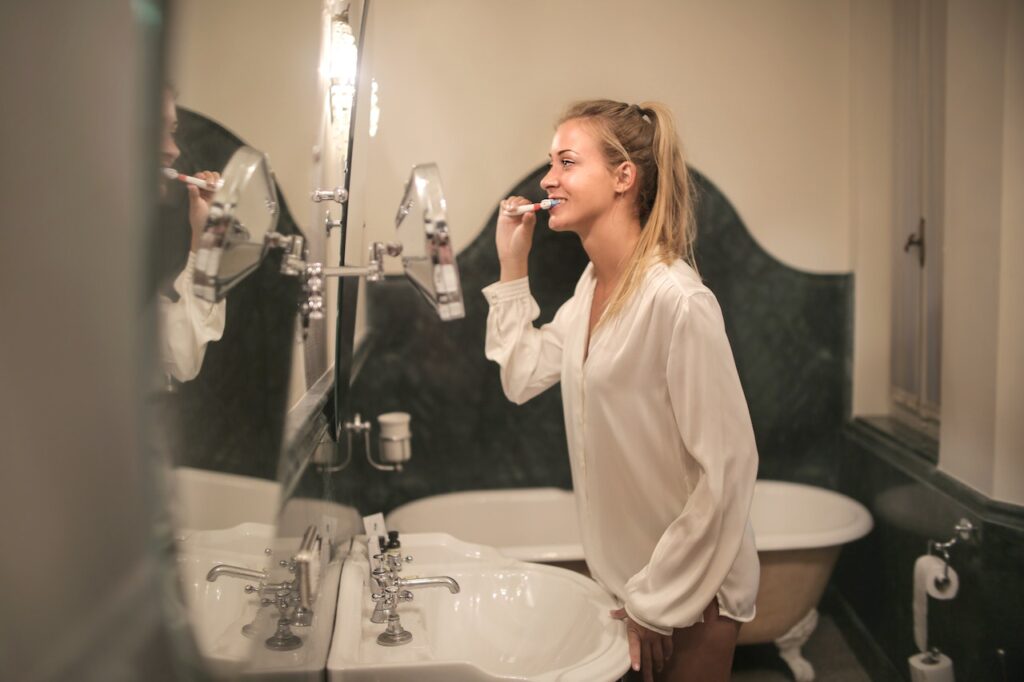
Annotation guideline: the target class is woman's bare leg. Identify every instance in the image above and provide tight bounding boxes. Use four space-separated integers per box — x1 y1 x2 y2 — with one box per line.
621 598 742 682
658 597 740 682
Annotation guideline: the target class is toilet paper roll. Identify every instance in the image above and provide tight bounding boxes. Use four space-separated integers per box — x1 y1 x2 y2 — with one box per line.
908 651 954 682
913 555 959 652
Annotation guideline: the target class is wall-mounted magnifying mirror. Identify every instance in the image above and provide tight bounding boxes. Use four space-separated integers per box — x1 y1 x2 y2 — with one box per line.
394 163 465 321
194 145 280 302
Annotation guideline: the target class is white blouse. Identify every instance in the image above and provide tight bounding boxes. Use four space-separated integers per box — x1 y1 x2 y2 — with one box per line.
159 251 226 383
483 260 760 633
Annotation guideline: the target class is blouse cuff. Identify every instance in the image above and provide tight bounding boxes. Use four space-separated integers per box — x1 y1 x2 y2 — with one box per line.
624 604 674 636
481 277 531 305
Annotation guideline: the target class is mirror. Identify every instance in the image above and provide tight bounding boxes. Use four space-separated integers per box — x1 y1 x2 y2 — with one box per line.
190 154 466 325
394 163 465 321
193 145 280 302
160 0 357 677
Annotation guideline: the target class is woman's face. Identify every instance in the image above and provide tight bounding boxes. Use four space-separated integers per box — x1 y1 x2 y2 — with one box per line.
159 91 181 201
540 118 620 233
161 91 181 169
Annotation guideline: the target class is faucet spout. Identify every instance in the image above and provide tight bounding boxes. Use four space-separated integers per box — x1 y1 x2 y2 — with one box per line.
205 564 268 583
400 576 460 594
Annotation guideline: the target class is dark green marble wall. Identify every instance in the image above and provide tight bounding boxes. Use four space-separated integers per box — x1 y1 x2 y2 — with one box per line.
836 420 1024 681
161 109 300 481
334 164 852 513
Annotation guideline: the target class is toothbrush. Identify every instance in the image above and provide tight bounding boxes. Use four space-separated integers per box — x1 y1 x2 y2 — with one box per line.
162 167 224 191
503 199 561 216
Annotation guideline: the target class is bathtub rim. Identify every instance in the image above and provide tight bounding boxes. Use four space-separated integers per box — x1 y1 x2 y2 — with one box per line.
751 480 874 551
387 480 875 560
386 487 585 562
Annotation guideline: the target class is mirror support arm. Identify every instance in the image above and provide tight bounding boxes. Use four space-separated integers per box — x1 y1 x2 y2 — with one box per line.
265 232 404 328
320 265 376 278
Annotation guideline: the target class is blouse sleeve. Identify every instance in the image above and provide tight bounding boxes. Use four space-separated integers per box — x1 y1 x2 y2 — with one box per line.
158 252 227 383
623 291 758 633
482 277 570 405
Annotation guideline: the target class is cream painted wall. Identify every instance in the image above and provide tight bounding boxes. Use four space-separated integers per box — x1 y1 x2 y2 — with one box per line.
349 0 891 413
938 0 1023 505
848 1 895 416
352 0 852 275
993 0 1024 503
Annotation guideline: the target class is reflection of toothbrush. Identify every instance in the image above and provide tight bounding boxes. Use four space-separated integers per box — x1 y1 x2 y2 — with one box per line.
503 199 561 216
162 167 224 191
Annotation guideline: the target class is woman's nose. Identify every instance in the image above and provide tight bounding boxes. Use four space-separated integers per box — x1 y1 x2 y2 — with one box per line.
540 168 557 191
162 136 180 165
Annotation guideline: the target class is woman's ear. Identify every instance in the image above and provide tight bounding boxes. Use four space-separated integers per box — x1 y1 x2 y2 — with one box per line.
614 161 638 194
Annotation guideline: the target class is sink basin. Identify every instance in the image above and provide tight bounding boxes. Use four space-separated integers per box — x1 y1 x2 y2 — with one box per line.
327 533 628 681
177 522 342 680
177 523 276 678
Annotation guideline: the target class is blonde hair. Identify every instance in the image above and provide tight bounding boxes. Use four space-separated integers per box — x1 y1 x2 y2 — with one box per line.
558 100 697 326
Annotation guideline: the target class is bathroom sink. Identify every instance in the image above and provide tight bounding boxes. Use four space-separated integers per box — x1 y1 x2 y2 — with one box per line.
177 523 342 680
327 533 628 681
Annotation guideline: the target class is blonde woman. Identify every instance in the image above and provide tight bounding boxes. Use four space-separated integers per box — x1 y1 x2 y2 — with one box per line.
483 100 759 682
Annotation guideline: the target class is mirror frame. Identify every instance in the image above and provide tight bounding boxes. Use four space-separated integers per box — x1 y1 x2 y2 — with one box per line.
193 145 280 302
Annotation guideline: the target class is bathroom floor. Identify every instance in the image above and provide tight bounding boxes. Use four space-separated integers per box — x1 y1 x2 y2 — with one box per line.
730 613 870 681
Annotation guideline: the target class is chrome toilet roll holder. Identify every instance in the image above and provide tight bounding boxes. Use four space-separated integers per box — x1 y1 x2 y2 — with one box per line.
926 517 976 589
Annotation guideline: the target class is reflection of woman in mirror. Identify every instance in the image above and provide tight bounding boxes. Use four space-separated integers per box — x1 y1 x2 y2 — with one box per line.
484 100 758 681
157 86 225 383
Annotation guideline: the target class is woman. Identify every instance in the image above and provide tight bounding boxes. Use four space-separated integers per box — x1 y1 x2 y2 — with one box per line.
482 100 760 682
157 85 225 383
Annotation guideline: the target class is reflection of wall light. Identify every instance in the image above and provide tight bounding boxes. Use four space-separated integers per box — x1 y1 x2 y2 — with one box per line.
324 14 357 137
369 79 380 138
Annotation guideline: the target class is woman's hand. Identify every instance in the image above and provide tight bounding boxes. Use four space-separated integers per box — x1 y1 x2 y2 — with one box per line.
187 170 221 252
495 195 535 281
610 608 673 682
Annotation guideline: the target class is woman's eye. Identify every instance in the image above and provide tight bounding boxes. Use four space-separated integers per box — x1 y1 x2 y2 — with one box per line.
560 159 574 168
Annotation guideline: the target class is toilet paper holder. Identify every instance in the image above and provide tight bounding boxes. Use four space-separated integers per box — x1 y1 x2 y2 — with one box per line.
927 518 976 588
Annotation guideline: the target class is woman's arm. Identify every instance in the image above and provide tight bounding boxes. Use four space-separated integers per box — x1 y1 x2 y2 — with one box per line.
483 278 572 404
482 196 570 404
158 252 226 382
623 291 759 631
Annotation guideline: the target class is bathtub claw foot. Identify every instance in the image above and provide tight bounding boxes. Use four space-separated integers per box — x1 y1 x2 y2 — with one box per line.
774 608 818 682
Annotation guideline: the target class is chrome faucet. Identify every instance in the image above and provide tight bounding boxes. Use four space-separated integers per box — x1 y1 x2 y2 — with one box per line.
399 576 460 593
206 564 268 583
203 525 323 651
369 538 460 647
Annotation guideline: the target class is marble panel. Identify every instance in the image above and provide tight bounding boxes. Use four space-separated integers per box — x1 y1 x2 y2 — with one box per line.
339 164 852 512
164 108 301 481
836 419 1024 680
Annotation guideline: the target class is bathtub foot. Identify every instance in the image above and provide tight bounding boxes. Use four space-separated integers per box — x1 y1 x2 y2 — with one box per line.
774 607 818 682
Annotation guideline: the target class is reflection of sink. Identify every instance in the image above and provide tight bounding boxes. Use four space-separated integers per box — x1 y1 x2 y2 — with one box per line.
327 533 628 681
177 522 342 680
177 524 275 678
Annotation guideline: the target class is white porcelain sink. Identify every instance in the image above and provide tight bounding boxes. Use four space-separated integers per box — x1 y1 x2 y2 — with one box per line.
177 523 276 678
327 533 628 681
177 522 342 680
